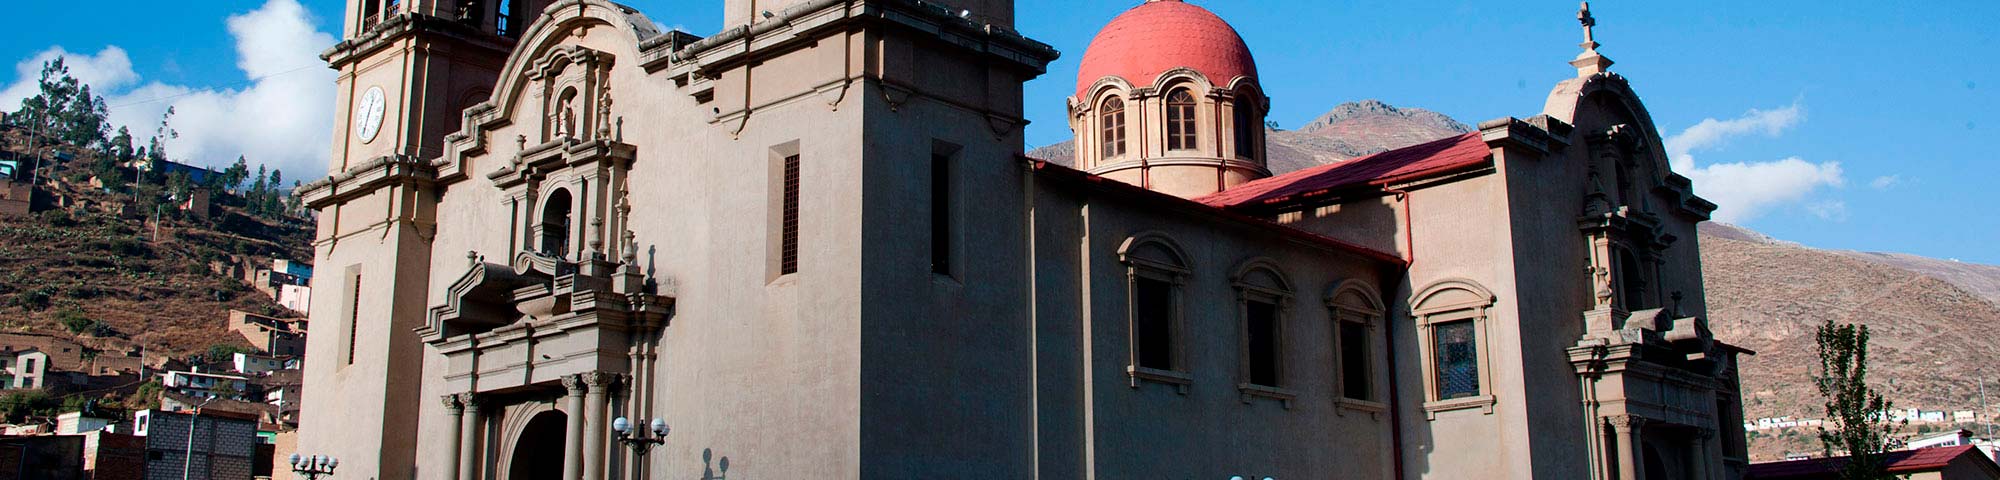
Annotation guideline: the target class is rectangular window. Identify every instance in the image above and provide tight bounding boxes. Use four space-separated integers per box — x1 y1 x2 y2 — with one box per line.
1246 301 1280 386
1133 277 1174 370
346 273 362 365
22 359 34 372
1434 320 1479 400
780 154 801 275
930 153 951 275
1340 321 1370 400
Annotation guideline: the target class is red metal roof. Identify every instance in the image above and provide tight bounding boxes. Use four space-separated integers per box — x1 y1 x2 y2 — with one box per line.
1076 0 1257 96
1747 445 1996 479
1195 132 1492 209
1021 156 1405 266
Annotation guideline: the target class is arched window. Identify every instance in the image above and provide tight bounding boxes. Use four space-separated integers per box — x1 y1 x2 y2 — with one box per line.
539 188 573 257
1119 234 1192 390
1412 279 1497 417
1100 97 1127 161
1165 89 1197 151
1233 98 1256 159
1231 259 1294 405
1617 249 1650 310
1327 281 1385 406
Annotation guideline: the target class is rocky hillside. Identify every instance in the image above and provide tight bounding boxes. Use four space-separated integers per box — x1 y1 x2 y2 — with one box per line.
1027 99 1472 173
1700 222 2000 458
0 128 310 359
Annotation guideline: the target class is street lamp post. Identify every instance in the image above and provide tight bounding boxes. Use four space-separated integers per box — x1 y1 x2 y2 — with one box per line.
611 416 669 455
288 453 339 480
183 396 216 480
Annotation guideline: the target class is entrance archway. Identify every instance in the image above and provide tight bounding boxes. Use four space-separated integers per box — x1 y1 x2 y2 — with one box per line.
508 410 567 479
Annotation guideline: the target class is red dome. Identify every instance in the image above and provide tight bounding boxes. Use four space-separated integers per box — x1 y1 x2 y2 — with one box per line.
1076 0 1258 97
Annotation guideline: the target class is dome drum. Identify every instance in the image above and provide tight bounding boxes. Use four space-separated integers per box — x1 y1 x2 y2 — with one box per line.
1068 0 1269 199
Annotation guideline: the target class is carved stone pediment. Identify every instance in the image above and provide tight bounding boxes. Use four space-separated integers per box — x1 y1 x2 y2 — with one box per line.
423 259 544 342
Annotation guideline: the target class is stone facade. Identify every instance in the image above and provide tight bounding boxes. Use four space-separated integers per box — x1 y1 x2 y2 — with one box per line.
297 0 1749 479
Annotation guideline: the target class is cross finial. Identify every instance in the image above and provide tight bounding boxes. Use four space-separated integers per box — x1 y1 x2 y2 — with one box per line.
1578 2 1598 50
1569 1 1614 77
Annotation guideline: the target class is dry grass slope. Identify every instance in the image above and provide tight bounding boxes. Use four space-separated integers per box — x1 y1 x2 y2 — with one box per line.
1700 223 2000 459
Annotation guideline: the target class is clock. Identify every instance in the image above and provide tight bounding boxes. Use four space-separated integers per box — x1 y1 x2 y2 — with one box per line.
354 86 386 144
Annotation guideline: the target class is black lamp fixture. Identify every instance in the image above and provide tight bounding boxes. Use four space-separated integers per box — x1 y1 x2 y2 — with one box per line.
288 453 339 480
612 416 670 455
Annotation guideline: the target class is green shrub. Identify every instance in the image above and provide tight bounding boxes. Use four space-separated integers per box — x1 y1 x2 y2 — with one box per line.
7 286 55 311
56 309 94 334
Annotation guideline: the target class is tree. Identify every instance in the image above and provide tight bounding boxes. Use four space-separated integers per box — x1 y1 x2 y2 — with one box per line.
1814 320 1897 480
218 156 250 192
9 57 109 149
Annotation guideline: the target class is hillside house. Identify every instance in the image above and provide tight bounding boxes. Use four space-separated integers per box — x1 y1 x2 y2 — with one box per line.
1910 430 1979 450
225 310 306 357
159 370 250 400
0 334 145 393
6 349 49 389
229 352 297 375
0 177 30 219
277 284 310 315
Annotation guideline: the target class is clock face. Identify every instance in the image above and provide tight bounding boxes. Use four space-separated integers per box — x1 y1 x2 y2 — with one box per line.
354 86 386 144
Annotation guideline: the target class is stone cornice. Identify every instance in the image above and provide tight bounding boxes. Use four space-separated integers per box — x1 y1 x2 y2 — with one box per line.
648 0 1058 75
1478 116 1570 156
298 155 438 210
321 12 515 69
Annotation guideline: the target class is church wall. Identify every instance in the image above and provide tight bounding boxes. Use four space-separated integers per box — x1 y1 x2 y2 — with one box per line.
298 198 438 480
845 14 1050 475
1390 170 1541 480
1494 141 1599 479
851 82 1039 478
1024 183 1397 479
408 17 878 478
635 34 872 480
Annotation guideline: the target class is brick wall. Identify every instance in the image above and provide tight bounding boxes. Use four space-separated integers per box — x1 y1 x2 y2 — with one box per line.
142 411 257 480
82 431 145 480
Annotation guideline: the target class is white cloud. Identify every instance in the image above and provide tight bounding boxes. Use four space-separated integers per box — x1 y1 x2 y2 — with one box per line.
1665 102 1804 172
1665 102 1847 223
1681 157 1844 222
0 46 139 108
1 0 335 179
1870 175 1901 190
1805 199 1848 222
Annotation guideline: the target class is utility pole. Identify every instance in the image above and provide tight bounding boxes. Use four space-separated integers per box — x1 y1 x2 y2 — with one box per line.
1982 378 1993 439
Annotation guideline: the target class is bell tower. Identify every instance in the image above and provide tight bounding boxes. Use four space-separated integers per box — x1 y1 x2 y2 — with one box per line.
298 1 524 478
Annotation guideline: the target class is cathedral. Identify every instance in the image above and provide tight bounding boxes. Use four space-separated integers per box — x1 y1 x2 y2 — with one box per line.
296 0 1751 478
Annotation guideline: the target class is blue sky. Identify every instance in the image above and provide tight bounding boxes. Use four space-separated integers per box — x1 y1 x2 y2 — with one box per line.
2 1 1993 263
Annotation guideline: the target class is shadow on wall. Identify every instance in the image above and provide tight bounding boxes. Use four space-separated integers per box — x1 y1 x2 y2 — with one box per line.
700 447 731 480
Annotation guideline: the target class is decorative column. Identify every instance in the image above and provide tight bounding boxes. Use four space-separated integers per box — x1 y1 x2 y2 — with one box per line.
583 372 612 480
441 395 465 480
1693 427 1717 480
562 375 587 480
458 394 484 480
1607 415 1645 480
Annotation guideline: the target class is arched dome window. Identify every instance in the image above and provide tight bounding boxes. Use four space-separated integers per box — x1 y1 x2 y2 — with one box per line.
1166 89 1197 151
1233 97 1256 159
1101 97 1127 161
